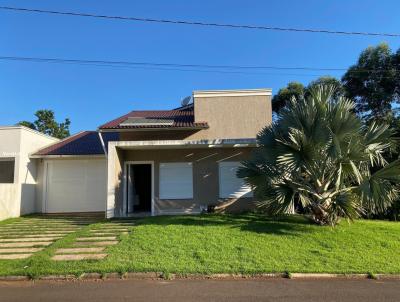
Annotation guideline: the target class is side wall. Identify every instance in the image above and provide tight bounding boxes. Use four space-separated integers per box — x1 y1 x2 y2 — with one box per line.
0 184 18 221
111 147 256 216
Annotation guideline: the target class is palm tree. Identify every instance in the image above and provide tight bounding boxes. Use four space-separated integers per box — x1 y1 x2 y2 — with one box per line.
238 85 400 226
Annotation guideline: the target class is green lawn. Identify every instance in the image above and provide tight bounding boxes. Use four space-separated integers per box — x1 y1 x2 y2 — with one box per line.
0 214 399 277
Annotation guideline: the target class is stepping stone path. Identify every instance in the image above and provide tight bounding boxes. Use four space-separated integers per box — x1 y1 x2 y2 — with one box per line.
0 216 96 260
52 254 108 261
52 221 135 261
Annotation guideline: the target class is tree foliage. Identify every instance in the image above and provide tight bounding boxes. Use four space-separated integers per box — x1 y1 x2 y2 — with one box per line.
18 110 71 139
342 43 398 121
272 82 305 113
272 76 344 113
306 76 344 99
238 85 400 226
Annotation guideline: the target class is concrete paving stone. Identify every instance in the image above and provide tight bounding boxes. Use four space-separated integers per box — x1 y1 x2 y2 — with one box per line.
89 228 129 231
0 253 33 259
7 222 84 225
56 247 106 254
77 236 116 241
0 242 53 248
0 237 59 242
0 230 75 235
52 254 107 261
73 241 118 247
12 221 92 224
88 232 128 236
101 224 134 227
0 225 78 228
90 230 129 233
0 247 43 253
0 229 79 233
0 234 65 238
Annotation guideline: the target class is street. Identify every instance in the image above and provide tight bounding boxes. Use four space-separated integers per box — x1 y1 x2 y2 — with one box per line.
0 279 399 302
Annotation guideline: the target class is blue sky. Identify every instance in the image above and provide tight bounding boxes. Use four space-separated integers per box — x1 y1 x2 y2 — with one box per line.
2 0 400 133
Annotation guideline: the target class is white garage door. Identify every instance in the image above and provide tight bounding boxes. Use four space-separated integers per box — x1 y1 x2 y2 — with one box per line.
44 159 107 213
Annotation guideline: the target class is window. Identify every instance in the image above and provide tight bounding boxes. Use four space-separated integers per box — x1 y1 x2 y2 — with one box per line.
159 162 193 199
0 158 15 183
219 162 253 198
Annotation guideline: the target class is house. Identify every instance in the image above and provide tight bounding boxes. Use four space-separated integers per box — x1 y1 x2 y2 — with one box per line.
2 89 272 220
0 126 59 220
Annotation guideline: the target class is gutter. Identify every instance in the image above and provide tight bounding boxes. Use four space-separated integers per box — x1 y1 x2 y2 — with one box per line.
30 154 105 159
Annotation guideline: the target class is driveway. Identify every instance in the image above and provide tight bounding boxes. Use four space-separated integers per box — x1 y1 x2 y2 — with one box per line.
0 279 399 302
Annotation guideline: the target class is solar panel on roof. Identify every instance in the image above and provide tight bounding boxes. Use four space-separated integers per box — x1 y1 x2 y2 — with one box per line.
120 117 174 126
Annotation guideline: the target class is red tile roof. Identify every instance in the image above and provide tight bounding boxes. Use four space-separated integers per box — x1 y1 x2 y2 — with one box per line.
99 106 208 130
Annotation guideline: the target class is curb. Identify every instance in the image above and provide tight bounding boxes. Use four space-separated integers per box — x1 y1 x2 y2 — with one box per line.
0 273 399 282
290 273 369 279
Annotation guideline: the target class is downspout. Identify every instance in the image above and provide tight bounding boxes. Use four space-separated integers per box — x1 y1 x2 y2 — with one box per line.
98 131 107 157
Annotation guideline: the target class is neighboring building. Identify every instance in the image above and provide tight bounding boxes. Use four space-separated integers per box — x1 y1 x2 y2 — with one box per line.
0 126 58 220
1 88 272 220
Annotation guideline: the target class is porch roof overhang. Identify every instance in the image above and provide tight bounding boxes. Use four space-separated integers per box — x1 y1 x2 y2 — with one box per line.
111 138 257 150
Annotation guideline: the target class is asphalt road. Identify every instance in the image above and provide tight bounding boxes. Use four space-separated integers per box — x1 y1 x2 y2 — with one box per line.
0 279 399 302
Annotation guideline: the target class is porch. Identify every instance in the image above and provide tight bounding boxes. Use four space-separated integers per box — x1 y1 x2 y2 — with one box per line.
106 139 257 218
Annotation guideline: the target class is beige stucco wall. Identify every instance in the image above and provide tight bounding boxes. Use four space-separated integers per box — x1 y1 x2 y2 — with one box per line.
108 146 256 216
0 126 58 220
119 130 199 141
189 91 272 140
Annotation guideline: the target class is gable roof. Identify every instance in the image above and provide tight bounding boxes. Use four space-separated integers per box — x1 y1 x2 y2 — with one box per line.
32 131 119 157
99 105 208 130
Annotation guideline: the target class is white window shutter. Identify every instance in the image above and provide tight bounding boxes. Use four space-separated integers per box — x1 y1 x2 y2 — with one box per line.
219 162 253 198
159 162 193 199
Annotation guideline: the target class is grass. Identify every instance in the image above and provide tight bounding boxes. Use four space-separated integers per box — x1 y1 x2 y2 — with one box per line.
0 214 399 276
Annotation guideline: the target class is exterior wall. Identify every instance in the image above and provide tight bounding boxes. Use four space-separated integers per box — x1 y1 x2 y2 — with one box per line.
19 129 58 215
35 160 45 213
189 91 272 140
110 147 256 216
107 148 124 217
0 184 18 221
119 130 199 141
0 127 58 220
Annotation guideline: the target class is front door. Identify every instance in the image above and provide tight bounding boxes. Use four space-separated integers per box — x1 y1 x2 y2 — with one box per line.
126 163 152 214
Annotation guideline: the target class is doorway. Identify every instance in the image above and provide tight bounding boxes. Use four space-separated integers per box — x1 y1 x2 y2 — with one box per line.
125 162 153 215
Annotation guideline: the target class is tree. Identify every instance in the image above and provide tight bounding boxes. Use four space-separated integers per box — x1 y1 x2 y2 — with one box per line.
271 82 305 113
272 77 344 114
18 110 71 139
306 76 344 99
238 85 400 226
394 48 400 102
342 43 398 121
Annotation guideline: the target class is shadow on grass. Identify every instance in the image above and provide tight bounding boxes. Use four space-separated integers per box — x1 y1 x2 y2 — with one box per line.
134 213 316 236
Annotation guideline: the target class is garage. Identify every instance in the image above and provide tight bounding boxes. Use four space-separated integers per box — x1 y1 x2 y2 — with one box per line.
43 159 107 213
